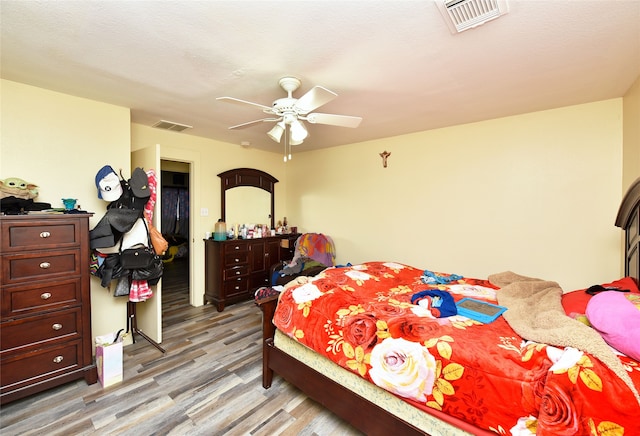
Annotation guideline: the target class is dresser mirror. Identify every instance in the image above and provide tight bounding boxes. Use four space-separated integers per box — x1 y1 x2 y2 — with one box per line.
218 168 278 229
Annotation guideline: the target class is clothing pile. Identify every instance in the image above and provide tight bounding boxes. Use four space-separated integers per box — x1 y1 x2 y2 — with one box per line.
89 166 166 302
272 233 336 285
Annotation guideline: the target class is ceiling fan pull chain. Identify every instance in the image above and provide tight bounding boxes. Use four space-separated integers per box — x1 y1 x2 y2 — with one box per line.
283 126 288 162
288 124 292 160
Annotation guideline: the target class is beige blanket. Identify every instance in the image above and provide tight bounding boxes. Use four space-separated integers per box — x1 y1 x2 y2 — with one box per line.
491 271 640 404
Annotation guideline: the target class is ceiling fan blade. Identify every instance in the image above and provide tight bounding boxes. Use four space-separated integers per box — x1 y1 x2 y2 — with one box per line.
294 86 338 114
228 118 280 130
217 96 272 112
305 113 362 128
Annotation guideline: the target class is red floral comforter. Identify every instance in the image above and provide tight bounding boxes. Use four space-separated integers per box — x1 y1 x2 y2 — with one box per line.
273 262 640 435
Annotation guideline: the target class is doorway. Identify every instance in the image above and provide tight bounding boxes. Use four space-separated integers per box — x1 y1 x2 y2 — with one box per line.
160 160 191 319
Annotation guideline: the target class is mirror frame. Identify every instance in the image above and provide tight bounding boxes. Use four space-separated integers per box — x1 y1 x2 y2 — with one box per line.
218 168 278 229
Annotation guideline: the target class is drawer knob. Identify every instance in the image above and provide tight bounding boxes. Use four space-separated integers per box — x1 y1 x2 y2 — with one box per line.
52 323 63 330
235 271 240 275
53 356 64 364
40 262 51 269
41 292 52 300
40 231 51 238
234 286 240 290
234 258 240 262
234 246 240 250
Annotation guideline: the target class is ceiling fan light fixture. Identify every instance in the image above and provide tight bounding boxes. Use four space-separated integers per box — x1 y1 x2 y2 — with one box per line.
267 123 285 143
290 119 308 143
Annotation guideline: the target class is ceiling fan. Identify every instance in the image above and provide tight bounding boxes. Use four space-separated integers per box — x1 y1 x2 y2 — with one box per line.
217 77 362 160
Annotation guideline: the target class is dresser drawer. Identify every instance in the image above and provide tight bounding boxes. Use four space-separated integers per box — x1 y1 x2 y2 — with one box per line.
224 251 249 267
1 250 80 285
223 241 248 254
1 308 81 353
223 264 249 280
1 279 82 318
1 220 81 252
0 340 82 390
223 276 249 297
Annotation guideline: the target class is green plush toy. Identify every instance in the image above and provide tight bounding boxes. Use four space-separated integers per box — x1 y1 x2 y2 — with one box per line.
0 177 39 200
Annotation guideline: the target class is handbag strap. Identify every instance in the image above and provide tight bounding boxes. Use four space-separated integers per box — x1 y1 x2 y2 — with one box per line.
141 217 154 250
119 218 153 253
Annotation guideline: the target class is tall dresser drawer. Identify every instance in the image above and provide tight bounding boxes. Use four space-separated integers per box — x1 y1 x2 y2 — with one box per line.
1 250 80 285
1 308 82 353
1 220 80 252
1 279 82 318
0 340 82 390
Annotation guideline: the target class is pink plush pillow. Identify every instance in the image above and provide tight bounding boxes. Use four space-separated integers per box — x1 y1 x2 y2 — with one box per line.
585 291 640 361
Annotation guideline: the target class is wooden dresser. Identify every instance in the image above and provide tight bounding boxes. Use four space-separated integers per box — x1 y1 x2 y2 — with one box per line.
204 234 299 311
0 214 97 404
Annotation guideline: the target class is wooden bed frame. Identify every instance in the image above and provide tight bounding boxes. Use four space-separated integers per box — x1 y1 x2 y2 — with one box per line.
257 177 640 436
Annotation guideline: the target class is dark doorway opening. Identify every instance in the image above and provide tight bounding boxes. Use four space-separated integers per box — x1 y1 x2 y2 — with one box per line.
160 162 191 322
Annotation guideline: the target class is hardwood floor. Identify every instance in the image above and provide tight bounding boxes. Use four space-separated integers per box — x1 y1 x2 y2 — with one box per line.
0 259 362 435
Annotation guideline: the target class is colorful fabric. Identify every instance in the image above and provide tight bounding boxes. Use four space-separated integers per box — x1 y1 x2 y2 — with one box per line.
129 279 152 302
255 286 282 300
273 261 640 435
290 233 335 267
421 269 463 284
144 169 157 223
89 251 101 276
410 290 457 317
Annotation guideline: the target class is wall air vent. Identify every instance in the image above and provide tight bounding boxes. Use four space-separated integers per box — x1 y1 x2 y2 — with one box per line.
152 120 193 132
436 0 509 34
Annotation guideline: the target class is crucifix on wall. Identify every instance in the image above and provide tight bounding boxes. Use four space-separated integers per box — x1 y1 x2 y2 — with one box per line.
379 150 391 168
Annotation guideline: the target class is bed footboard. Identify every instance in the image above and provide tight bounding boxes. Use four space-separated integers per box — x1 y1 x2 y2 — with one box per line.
264 338 425 436
256 292 488 435
257 295 422 434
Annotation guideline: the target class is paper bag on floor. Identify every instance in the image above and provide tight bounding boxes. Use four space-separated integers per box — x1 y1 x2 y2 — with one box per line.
95 329 124 388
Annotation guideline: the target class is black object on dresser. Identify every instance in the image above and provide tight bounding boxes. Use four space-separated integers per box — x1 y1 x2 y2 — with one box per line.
0 214 97 404
204 234 299 311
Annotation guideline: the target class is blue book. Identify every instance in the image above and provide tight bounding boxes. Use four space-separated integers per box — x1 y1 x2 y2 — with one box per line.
456 298 507 324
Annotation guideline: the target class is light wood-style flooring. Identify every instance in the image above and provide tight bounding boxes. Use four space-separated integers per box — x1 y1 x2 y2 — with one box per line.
0 259 362 435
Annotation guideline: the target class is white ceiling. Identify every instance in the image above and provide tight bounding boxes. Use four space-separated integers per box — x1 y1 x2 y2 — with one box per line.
1 1 639 154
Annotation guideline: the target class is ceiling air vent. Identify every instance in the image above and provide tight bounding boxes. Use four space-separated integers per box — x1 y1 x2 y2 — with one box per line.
152 120 193 132
437 0 509 34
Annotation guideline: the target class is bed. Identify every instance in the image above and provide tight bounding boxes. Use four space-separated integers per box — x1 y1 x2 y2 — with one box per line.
257 178 640 436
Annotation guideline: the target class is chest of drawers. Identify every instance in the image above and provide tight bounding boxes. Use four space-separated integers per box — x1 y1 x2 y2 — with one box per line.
204 234 298 311
0 214 97 404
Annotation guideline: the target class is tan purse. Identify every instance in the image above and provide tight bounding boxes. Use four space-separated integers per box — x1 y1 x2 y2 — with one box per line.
147 220 168 255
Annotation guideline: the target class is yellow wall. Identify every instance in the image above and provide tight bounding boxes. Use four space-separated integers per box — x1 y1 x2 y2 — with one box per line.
1 79 131 341
286 100 624 291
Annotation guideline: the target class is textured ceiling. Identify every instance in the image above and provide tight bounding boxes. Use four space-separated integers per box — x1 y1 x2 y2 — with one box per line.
1 1 639 154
